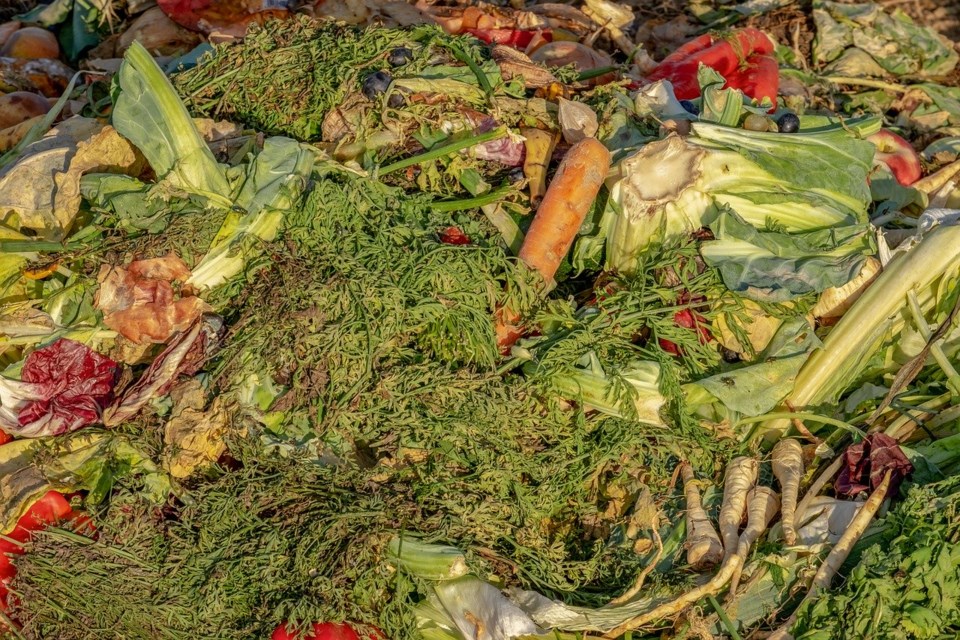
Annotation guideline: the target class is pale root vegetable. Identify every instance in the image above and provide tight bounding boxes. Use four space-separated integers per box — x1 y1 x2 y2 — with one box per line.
768 470 892 640
0 91 51 130
718 456 759 563
771 438 805 545
0 21 20 49
517 136 611 283
737 487 780 556
603 554 744 638
521 127 559 204
0 114 43 152
0 26 60 60
680 461 723 570
811 257 881 323
729 486 780 597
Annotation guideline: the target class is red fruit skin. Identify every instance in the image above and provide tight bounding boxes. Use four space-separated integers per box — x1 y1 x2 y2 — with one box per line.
659 309 713 356
465 28 551 49
724 53 779 111
272 622 382 640
868 129 922 186
439 227 471 245
646 28 778 108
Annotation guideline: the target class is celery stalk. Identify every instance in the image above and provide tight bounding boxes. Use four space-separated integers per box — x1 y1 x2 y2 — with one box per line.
768 223 960 436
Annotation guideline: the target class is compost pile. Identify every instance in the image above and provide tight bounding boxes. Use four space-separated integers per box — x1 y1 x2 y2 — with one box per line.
2 1 960 639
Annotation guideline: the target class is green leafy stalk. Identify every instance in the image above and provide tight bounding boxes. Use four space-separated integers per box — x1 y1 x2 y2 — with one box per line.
113 41 232 202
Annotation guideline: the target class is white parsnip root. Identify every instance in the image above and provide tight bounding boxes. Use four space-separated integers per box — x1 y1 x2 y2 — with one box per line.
767 470 893 640
718 456 759 563
680 461 724 571
604 457 760 637
729 486 780 597
603 554 744 638
772 438 805 545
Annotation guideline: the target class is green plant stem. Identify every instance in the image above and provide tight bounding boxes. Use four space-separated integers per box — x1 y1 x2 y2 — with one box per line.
577 65 618 81
709 595 743 640
823 76 910 93
429 185 514 212
379 127 507 175
906 289 960 395
737 412 866 439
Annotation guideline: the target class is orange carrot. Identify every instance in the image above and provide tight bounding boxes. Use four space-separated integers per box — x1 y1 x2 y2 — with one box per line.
495 137 611 351
518 136 611 282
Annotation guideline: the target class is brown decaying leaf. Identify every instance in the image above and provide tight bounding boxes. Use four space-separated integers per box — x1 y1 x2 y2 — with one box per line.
95 254 210 345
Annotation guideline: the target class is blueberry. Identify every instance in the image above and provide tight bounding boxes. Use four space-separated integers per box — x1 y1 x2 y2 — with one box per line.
777 112 800 133
679 99 699 115
362 71 392 100
387 93 405 108
387 47 413 67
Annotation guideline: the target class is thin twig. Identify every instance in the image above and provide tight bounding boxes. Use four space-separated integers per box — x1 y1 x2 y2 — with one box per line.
608 521 664 606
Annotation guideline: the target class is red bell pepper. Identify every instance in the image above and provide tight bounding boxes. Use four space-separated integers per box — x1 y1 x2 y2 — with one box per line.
646 27 778 109
465 28 551 50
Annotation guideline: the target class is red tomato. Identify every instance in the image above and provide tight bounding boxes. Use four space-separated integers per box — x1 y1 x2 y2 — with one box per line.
0 430 12 446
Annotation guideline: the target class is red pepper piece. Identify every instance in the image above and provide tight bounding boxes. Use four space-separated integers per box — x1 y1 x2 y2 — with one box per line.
725 53 779 110
646 28 777 106
0 431 11 446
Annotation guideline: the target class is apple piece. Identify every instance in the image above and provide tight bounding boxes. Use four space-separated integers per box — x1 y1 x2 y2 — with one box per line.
868 129 922 186
0 22 21 50
0 91 51 130
0 26 60 60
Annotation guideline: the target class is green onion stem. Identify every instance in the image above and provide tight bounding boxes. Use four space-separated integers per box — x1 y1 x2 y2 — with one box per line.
379 127 507 175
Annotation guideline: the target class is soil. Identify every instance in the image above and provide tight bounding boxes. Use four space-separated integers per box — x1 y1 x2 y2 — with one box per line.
0 1 38 21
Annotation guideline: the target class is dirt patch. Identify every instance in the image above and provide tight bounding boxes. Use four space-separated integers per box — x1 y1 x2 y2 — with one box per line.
747 5 816 68
878 0 960 42
0 1 38 21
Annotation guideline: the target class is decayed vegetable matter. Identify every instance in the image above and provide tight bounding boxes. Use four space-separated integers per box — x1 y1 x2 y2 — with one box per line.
1 2 960 639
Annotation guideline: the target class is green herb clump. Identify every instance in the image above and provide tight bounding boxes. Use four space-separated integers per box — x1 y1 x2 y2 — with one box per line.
174 17 462 141
791 475 960 639
8 164 730 639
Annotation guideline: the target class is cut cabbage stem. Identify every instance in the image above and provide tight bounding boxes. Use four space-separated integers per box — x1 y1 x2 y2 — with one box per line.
767 470 892 640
